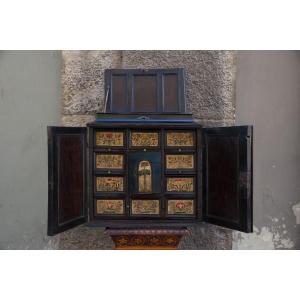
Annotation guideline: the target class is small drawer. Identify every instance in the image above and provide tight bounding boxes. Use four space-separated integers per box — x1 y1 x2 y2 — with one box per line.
95 176 124 192
166 177 194 193
130 131 159 148
165 154 195 170
95 154 124 170
166 131 195 147
95 199 125 215
95 131 125 147
131 199 160 216
167 199 195 215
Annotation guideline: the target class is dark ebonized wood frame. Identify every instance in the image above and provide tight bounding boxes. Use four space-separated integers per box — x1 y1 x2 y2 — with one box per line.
87 122 202 228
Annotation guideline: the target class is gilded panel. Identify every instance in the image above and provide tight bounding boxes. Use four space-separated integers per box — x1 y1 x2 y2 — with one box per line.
168 200 194 215
166 154 194 169
96 177 124 192
96 154 123 169
166 132 194 147
167 177 194 192
131 132 159 147
96 199 124 215
131 200 160 215
95 132 124 147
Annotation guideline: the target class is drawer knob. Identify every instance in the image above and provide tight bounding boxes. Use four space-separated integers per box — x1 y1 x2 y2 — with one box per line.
108 170 111 174
178 148 182 152
143 148 147 152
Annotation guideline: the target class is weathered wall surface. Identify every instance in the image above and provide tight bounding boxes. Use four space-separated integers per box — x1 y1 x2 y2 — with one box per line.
59 50 237 250
234 51 300 249
0 51 61 249
62 51 236 127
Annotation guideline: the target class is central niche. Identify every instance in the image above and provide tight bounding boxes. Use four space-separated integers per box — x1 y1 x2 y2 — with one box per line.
128 151 161 194
138 160 152 193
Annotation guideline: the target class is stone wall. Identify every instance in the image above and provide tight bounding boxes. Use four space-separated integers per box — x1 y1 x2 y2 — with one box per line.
61 50 236 127
59 50 237 250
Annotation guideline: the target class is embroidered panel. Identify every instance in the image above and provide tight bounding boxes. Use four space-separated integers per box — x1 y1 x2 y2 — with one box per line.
95 132 124 147
167 177 194 192
96 177 124 192
131 132 159 147
166 154 194 169
166 132 194 147
96 199 124 215
138 160 152 192
131 200 160 215
167 199 194 215
95 154 124 169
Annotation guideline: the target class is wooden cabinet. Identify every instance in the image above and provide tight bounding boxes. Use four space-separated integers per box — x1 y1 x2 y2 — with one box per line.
47 68 253 237
48 123 253 235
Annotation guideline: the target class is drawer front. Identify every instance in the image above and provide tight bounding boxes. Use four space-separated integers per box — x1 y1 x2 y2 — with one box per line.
95 131 124 147
96 199 125 215
166 177 194 192
167 199 195 215
95 154 124 169
166 131 195 147
131 199 160 215
95 176 124 192
130 131 159 147
165 154 195 170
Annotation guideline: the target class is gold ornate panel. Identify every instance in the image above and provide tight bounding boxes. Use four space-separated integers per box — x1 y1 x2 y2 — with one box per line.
166 155 194 169
96 154 123 169
167 177 194 192
95 132 124 147
96 177 124 192
131 200 160 215
168 200 194 215
166 132 194 147
96 199 124 215
131 132 159 147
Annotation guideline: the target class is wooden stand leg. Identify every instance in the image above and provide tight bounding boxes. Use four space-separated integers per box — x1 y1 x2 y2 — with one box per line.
105 227 190 250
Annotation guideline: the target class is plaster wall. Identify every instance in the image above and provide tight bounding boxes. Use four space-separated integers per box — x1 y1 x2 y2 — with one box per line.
0 51 61 249
234 51 300 249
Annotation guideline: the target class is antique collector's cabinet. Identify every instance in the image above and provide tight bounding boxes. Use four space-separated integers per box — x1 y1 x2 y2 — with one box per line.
48 69 253 247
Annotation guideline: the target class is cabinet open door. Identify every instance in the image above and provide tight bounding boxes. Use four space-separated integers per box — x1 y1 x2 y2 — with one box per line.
48 127 87 236
203 126 253 233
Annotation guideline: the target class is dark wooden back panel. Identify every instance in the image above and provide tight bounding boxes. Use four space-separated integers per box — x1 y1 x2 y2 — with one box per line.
105 69 185 114
111 74 127 112
133 75 158 112
203 126 253 232
163 74 179 112
48 127 87 236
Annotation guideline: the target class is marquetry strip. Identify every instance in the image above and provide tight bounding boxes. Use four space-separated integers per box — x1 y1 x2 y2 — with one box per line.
166 154 194 169
167 177 194 192
96 177 124 192
131 200 160 215
96 154 124 169
95 132 124 147
166 132 194 147
96 199 124 215
167 199 194 215
131 132 159 147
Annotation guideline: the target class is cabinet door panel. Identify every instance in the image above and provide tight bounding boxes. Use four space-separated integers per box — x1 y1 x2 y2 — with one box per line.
48 127 87 236
203 126 253 233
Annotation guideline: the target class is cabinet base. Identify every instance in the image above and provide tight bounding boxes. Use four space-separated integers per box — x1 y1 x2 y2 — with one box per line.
105 227 189 250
